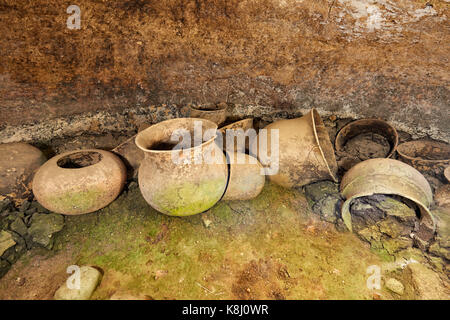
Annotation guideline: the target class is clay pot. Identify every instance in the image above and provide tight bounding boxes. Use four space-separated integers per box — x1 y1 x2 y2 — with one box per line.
397 140 450 179
445 166 450 183
335 119 398 165
222 152 265 201
135 118 228 216
340 158 435 240
188 103 227 126
435 185 450 208
251 108 338 188
218 118 254 153
32 149 126 215
0 143 47 205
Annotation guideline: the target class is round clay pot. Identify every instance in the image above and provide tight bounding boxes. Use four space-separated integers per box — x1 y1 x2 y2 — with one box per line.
188 103 227 126
397 140 450 179
222 152 265 201
135 118 228 216
250 108 338 188
218 118 254 153
340 158 435 240
32 149 126 215
0 143 47 205
335 118 398 163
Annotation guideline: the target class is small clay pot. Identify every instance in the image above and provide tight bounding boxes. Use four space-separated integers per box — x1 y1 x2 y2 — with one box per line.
0 143 47 205
222 152 265 201
32 149 126 215
397 140 450 179
218 118 254 153
251 108 338 188
135 118 228 216
188 103 227 126
340 158 435 241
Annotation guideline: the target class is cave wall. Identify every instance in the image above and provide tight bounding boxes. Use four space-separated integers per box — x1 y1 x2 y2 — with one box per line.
0 0 449 142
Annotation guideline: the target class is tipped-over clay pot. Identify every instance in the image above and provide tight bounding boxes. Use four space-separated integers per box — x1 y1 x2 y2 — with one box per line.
222 152 265 201
340 158 435 241
135 118 228 216
0 143 47 205
32 149 126 215
188 103 227 126
251 108 338 188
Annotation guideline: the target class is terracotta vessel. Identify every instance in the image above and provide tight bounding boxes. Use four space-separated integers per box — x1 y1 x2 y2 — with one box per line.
397 140 450 179
251 108 338 188
32 149 126 215
0 143 47 205
135 118 228 216
188 103 227 126
222 152 265 201
218 118 254 153
335 118 398 158
340 158 435 240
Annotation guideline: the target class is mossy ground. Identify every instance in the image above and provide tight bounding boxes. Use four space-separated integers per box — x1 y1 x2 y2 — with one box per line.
1 182 387 299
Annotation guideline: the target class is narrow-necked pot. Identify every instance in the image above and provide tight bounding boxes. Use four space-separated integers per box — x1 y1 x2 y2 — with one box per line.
135 118 228 216
32 149 126 215
250 108 338 188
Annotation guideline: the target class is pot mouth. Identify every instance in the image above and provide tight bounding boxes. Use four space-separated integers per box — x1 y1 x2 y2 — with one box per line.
310 109 338 182
335 118 399 158
189 103 227 113
397 140 450 163
219 118 253 131
56 151 103 169
135 118 219 153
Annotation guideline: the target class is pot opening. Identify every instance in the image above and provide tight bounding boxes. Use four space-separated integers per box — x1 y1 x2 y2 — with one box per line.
311 109 338 181
57 151 103 169
191 103 226 112
136 118 218 153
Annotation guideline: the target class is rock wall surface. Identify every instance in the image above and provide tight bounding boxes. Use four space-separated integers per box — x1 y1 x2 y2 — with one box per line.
0 0 449 142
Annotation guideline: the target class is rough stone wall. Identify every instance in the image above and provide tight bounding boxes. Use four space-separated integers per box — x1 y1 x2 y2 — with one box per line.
0 0 449 142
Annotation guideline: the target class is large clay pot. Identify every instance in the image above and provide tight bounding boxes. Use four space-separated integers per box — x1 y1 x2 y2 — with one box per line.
251 109 338 188
0 143 47 205
188 103 227 126
222 152 265 201
397 140 450 179
32 149 126 215
218 118 254 153
135 118 228 216
340 158 435 241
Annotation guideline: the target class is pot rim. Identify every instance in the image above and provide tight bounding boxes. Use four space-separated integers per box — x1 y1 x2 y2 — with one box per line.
310 108 338 182
135 117 219 154
397 140 450 164
189 103 227 113
335 118 399 158
50 149 109 171
219 118 253 131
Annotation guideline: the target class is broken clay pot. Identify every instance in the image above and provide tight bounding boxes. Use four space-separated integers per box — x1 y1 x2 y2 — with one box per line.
335 118 398 160
251 108 338 188
218 118 254 153
340 158 435 241
32 149 126 215
397 140 450 179
222 152 265 201
188 103 227 126
0 143 47 205
135 118 228 216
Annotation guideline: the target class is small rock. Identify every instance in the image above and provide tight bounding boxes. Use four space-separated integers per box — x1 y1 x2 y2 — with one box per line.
10 217 28 236
28 213 64 249
0 230 16 256
201 215 212 228
54 266 102 300
385 278 404 295
311 194 342 223
15 277 25 286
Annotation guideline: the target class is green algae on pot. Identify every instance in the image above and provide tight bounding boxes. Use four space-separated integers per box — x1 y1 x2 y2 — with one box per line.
135 118 228 216
340 158 435 242
32 149 126 215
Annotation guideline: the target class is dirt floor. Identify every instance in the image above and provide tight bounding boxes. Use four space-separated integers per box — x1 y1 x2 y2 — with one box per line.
0 182 395 300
